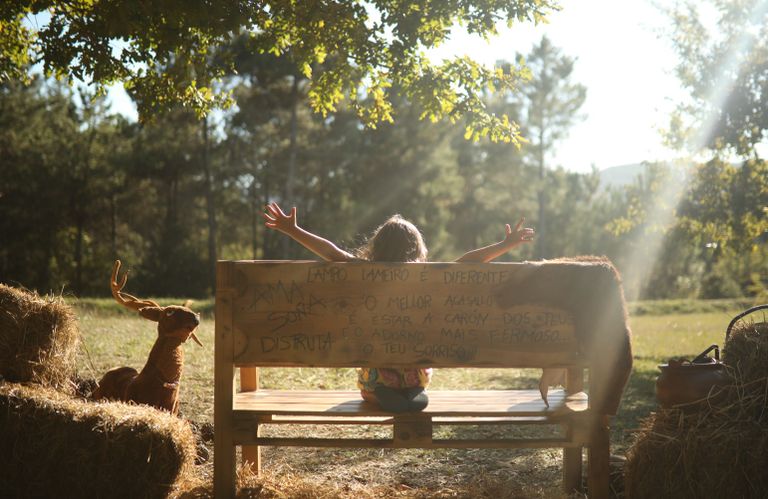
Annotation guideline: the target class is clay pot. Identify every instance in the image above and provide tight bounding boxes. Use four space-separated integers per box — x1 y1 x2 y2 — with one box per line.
656 345 731 409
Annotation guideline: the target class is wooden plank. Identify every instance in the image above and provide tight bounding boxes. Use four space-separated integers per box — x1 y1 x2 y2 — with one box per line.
263 415 395 424
256 415 553 425
229 261 581 368
233 389 588 417
235 354 586 369
433 416 551 424
214 261 237 499
430 438 582 449
233 435 581 450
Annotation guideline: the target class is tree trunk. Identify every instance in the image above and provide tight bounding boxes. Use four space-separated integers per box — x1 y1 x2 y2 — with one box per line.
536 126 547 260
74 208 84 294
110 191 117 260
201 117 218 292
282 74 300 258
262 168 275 258
73 123 96 295
250 178 259 260
167 178 178 227
40 242 52 292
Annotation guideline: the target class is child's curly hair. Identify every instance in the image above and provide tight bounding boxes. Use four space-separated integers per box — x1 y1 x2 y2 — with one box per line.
357 215 428 262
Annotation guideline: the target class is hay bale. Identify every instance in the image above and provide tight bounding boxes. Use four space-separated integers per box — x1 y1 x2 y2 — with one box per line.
625 391 768 498
0 382 199 499
0 284 79 392
625 319 768 498
723 320 768 384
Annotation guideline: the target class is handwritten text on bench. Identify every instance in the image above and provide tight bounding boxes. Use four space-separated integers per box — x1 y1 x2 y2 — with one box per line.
235 263 577 365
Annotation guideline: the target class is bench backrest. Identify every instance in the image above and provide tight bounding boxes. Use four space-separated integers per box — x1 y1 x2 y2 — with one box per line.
216 261 586 369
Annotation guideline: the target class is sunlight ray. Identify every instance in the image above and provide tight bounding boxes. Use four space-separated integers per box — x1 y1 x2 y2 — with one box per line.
622 0 768 299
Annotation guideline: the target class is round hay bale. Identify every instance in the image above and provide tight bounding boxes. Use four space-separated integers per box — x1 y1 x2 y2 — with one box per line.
0 382 200 499
0 284 79 392
625 396 768 498
723 320 768 385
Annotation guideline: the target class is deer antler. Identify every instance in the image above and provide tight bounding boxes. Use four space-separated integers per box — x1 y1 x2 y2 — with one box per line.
111 260 160 312
110 260 203 346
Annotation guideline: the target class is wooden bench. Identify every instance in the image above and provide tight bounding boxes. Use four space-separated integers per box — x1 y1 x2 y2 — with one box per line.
214 260 632 498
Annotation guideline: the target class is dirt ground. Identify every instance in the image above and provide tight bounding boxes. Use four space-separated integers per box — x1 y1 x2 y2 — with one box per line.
186 419 625 498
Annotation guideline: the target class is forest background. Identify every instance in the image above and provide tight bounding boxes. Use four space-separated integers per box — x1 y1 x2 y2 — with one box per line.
1 0 767 304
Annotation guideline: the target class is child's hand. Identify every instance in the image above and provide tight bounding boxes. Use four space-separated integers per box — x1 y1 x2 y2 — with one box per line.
263 202 298 234
454 216 534 262
505 217 535 246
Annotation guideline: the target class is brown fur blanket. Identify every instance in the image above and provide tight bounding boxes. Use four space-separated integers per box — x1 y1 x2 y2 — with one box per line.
496 256 633 415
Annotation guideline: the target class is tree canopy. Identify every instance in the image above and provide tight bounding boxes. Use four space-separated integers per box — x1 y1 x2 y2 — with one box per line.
1 30 765 300
2 0 557 143
666 0 768 156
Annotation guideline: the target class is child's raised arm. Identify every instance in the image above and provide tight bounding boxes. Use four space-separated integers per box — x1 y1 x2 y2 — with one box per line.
454 217 534 263
263 202 355 262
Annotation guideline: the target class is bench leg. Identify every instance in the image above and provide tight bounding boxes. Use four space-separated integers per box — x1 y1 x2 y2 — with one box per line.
213 348 237 499
214 434 236 498
563 367 585 494
239 366 261 475
215 284 238 498
242 426 261 475
214 365 237 498
242 445 261 474
587 416 610 499
563 447 583 494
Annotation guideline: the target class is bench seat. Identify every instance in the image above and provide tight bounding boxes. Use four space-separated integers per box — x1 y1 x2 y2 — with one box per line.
233 388 588 417
231 389 590 451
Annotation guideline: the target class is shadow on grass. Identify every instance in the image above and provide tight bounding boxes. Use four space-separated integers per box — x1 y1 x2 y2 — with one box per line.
484 371 541 390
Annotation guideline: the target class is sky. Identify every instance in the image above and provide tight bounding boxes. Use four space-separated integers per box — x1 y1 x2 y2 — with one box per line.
428 0 685 173
108 0 683 174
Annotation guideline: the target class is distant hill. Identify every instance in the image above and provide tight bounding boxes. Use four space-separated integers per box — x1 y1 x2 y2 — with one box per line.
598 163 646 190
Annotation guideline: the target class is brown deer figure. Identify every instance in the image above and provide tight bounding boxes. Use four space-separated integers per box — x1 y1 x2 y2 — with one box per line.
92 260 202 415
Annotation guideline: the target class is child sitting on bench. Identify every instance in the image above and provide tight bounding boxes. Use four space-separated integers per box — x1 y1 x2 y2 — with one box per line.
264 202 534 413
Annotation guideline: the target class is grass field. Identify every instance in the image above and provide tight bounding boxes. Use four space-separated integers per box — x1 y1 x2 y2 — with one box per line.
72 299 758 497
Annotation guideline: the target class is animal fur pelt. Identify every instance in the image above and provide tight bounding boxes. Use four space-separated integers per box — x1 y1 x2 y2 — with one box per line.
495 256 633 415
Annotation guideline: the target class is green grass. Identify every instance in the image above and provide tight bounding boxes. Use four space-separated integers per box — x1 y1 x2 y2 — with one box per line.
72 297 215 317
75 308 217 422
627 297 758 316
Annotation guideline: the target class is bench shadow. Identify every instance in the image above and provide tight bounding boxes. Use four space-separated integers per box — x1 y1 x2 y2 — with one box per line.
258 441 564 496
